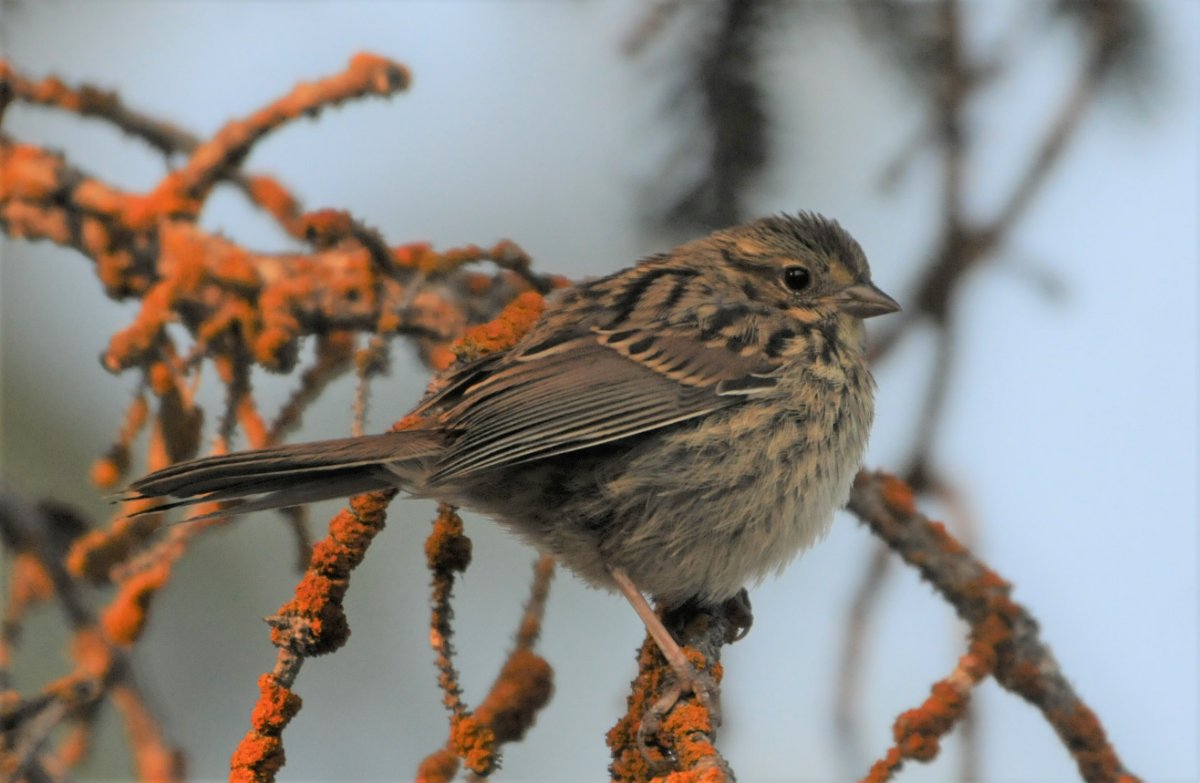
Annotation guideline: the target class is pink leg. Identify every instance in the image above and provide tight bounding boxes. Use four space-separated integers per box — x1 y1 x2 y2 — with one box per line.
609 567 694 675
609 565 718 721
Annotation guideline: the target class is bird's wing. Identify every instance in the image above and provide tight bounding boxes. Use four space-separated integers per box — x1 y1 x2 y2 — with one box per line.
426 325 783 483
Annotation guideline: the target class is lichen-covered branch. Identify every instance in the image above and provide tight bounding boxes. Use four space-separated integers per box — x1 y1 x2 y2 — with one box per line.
230 488 397 783
848 471 1140 783
1 54 552 781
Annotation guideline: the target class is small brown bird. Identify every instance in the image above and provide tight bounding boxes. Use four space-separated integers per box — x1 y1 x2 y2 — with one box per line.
126 212 898 702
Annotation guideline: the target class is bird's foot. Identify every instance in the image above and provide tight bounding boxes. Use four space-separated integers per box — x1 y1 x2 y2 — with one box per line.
636 663 721 762
606 568 725 758
720 588 754 642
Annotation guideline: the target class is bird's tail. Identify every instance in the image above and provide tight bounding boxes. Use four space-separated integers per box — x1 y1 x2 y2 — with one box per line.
122 429 445 518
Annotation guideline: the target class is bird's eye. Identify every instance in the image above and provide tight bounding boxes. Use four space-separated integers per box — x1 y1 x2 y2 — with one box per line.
782 266 812 292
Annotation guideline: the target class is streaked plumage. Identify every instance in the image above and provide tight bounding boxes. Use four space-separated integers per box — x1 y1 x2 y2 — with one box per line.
128 211 896 629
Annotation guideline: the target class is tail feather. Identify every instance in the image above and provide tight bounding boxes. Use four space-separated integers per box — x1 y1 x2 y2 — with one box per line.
124 430 444 518
137 469 402 520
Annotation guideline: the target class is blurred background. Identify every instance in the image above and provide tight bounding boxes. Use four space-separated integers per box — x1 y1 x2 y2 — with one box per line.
1 1 1196 781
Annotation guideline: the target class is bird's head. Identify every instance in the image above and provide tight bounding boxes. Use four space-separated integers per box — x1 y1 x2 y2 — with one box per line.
699 212 900 324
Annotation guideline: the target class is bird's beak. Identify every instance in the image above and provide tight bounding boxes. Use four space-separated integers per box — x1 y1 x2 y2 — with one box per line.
833 282 901 319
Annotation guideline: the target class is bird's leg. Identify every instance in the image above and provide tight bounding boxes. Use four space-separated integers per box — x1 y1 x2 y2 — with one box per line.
608 566 720 724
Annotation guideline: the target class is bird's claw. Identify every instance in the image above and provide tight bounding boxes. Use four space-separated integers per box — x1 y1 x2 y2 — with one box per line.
721 589 754 642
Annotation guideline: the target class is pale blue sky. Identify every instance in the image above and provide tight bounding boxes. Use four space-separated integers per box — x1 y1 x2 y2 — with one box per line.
2 2 1196 781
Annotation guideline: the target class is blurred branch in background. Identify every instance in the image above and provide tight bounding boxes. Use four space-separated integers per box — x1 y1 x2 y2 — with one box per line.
0 0 1165 778
627 0 1156 780
0 494 183 782
844 2 1155 777
626 0 778 232
847 472 1138 783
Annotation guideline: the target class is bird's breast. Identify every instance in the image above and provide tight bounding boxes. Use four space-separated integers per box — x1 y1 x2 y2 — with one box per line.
583 356 873 606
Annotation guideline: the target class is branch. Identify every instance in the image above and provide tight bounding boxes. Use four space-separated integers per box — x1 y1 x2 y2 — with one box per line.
230 488 397 783
848 471 1140 783
0 61 203 156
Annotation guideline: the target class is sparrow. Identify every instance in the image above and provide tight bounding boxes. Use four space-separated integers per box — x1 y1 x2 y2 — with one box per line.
125 211 899 705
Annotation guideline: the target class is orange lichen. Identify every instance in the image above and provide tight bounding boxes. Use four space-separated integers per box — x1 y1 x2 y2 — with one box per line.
864 659 982 782
453 290 545 360
144 361 173 396
877 472 916 516
425 505 472 574
861 747 905 783
298 208 355 245
849 472 1143 783
170 54 409 203
474 648 554 744
246 175 301 229
80 215 111 254
609 640 669 780
7 552 54 607
104 285 174 371
68 514 162 583
229 734 286 783
662 702 713 738
427 343 459 372
268 573 344 653
111 682 185 783
967 614 1006 673
655 765 728 783
425 504 470 722
0 142 61 199
660 701 723 776
305 539 353 580
248 674 302 734
391 241 434 270
42 673 93 704
120 173 200 231
56 723 92 768
893 681 965 760
610 630 724 782
72 627 115 679
268 489 395 658
207 245 260 293
16 72 79 110
349 52 412 89
93 392 151 488
3 55 566 783
416 552 556 777
70 176 124 217
253 263 327 368
415 747 460 783
102 562 172 645
90 455 122 489
232 490 394 781
0 199 70 244
450 714 496 775
924 520 969 556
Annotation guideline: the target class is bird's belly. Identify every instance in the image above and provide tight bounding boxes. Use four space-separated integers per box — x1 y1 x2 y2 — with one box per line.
590 404 864 607
457 395 868 609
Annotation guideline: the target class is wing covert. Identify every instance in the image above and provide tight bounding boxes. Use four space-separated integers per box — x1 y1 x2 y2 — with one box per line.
428 326 782 482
